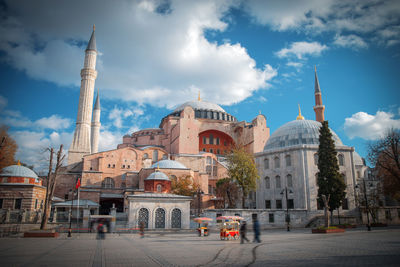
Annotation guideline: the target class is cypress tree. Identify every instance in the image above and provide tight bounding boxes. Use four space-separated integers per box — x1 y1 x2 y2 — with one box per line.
317 121 346 226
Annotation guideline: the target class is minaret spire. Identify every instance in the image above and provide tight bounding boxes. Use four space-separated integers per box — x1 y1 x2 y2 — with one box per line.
313 66 325 122
296 104 304 120
91 89 101 154
198 90 201 101
69 26 98 165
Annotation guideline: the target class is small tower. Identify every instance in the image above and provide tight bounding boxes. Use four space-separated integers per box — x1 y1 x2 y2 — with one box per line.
91 89 101 154
69 25 98 165
313 66 325 122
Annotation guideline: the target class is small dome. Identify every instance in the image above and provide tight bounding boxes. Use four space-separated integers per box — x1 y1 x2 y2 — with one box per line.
173 100 226 113
151 160 187 169
0 164 39 179
354 152 364 166
264 120 343 151
145 171 170 181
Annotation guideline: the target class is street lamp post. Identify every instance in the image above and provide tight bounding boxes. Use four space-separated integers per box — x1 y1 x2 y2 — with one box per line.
68 189 74 237
281 187 291 232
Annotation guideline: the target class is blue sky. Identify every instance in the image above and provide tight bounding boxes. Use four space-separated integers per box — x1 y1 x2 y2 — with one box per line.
0 0 399 172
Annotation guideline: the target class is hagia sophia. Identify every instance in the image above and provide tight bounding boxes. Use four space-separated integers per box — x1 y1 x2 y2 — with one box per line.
1 27 382 230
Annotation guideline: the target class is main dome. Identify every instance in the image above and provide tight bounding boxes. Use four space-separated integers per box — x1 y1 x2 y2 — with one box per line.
173 100 226 113
0 164 39 179
151 160 187 169
264 120 343 151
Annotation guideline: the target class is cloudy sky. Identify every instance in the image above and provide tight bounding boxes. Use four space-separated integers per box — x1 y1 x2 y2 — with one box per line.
0 0 399 172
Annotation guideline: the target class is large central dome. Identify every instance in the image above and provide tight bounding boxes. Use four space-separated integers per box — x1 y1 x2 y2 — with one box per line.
173 100 226 113
264 120 343 151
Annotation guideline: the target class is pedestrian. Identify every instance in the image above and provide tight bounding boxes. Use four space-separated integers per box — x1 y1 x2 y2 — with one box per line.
139 221 145 238
253 218 261 243
240 221 249 244
97 220 105 240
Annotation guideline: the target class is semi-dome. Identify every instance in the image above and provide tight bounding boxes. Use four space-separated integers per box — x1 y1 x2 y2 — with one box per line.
145 171 170 181
173 100 226 113
353 152 365 166
264 120 343 151
0 164 39 180
151 160 187 169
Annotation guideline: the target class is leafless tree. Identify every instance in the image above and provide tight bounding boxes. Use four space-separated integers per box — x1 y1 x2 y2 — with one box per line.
40 145 65 230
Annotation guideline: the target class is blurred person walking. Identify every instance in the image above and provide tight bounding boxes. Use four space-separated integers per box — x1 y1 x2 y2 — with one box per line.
252 218 261 243
139 221 145 238
240 221 249 244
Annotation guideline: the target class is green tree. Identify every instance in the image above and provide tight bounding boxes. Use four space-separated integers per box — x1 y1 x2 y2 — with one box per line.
0 126 17 170
216 177 239 208
226 147 259 208
316 121 346 227
171 175 200 196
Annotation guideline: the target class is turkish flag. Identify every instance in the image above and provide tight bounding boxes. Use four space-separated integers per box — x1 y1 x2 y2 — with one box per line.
75 177 81 189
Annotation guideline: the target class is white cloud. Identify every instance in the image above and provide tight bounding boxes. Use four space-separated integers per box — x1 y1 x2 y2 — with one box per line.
343 111 400 140
10 130 73 171
0 0 276 108
35 115 72 130
98 130 123 152
0 95 7 110
243 0 400 47
333 34 368 49
276 42 328 59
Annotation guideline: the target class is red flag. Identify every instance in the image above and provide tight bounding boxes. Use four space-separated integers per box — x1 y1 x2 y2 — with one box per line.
75 177 81 189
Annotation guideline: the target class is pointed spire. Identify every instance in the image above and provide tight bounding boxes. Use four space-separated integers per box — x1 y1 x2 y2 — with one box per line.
296 104 304 120
86 25 97 51
314 65 321 93
94 89 100 110
198 90 201 101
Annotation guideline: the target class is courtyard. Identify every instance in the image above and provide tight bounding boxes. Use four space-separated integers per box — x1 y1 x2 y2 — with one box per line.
0 227 400 266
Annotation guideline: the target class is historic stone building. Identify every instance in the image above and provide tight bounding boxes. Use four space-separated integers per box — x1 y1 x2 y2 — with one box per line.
253 68 368 227
53 27 270 228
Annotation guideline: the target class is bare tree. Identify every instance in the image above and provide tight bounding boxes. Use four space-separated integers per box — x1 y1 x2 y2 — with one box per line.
40 145 65 230
368 129 400 201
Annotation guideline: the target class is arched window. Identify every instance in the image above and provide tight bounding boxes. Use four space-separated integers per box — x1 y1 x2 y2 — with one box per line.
275 175 281 189
143 153 149 159
285 155 291 167
155 208 165 228
102 177 115 189
171 208 182 228
314 153 318 165
162 154 168 160
153 150 158 162
287 174 293 188
274 157 280 169
156 184 162 192
265 176 270 189
338 154 344 166
138 208 149 228
264 158 269 169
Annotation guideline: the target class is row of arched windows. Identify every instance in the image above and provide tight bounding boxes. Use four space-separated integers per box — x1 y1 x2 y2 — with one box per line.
313 153 345 166
138 207 182 229
265 174 293 189
264 155 291 169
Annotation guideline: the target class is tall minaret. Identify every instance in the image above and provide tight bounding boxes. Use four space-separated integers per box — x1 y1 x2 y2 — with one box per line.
91 90 101 154
313 66 325 122
68 25 98 165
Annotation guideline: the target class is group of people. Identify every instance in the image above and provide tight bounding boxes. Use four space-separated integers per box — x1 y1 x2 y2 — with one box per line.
239 218 261 244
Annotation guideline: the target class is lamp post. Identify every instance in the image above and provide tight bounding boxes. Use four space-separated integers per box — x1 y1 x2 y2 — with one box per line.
280 187 292 231
356 180 372 231
68 189 75 237
197 189 204 217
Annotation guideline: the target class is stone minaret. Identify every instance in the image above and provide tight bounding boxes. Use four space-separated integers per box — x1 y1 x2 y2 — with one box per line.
313 66 325 122
68 26 98 165
91 90 101 154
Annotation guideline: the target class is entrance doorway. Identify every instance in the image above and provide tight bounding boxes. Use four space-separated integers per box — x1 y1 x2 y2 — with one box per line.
99 198 123 215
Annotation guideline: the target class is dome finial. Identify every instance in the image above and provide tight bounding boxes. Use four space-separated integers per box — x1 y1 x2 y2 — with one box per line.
17 160 21 166
93 24 95 31
297 104 304 120
198 90 201 101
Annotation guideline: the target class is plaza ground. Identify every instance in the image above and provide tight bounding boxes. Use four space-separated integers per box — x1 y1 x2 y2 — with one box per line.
0 227 400 266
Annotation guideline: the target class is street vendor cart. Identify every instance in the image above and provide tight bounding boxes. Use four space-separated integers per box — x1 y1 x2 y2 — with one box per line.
216 216 243 240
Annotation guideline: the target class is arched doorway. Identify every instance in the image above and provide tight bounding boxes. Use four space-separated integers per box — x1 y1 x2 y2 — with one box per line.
171 208 181 228
155 208 165 229
138 208 149 228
